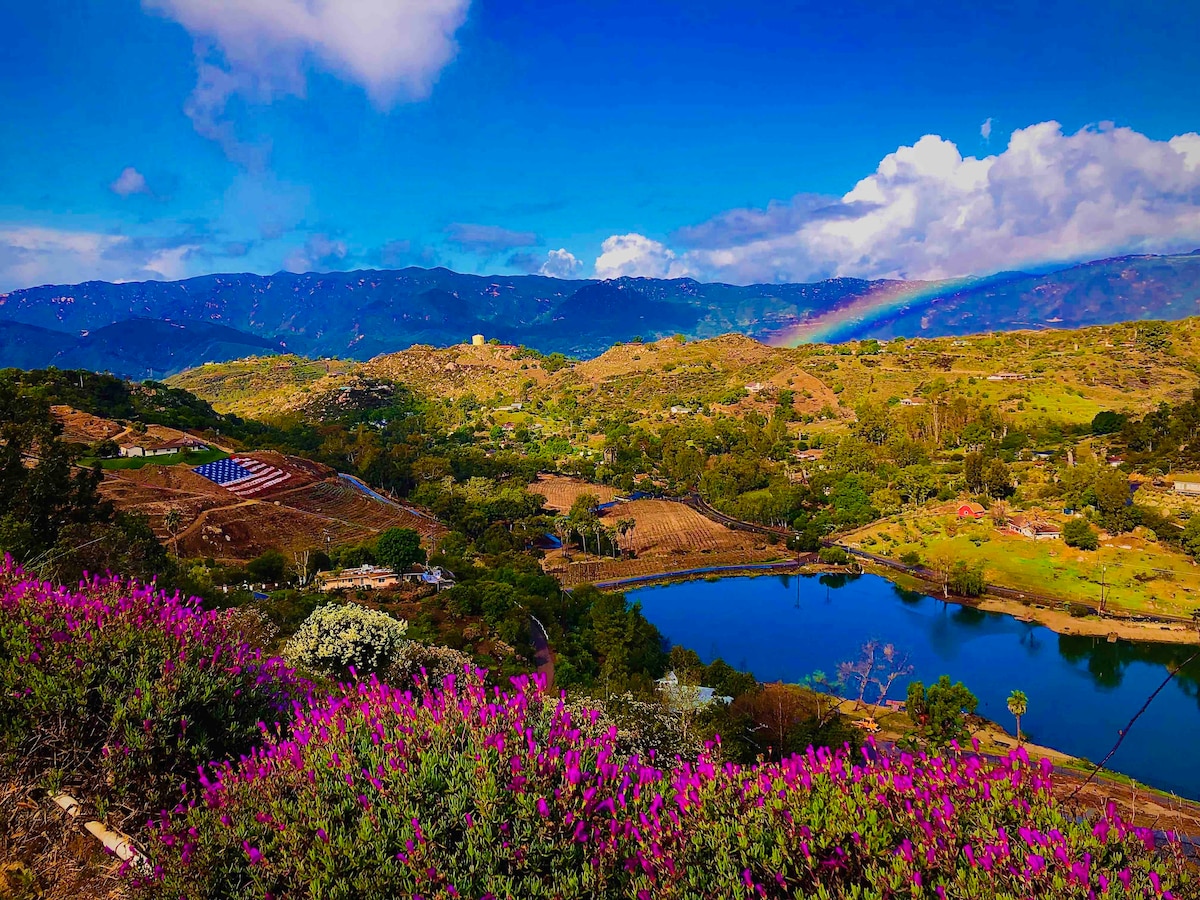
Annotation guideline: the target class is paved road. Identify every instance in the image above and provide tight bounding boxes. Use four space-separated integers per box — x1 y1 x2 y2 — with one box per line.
338 473 439 521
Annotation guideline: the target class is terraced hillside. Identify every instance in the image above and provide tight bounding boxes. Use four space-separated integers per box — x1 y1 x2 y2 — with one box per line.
532 476 783 587
98 449 443 561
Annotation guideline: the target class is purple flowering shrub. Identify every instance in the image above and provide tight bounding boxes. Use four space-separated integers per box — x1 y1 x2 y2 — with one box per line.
141 670 1194 899
0 557 310 820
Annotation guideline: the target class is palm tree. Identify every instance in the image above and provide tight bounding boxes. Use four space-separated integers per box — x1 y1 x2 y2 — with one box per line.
616 517 635 557
1007 689 1028 745
553 515 571 561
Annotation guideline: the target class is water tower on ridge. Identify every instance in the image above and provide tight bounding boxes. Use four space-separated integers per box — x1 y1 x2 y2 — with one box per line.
471 333 485 346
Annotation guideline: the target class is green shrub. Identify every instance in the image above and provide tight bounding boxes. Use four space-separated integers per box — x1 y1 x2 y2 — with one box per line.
818 546 850 565
1063 518 1100 551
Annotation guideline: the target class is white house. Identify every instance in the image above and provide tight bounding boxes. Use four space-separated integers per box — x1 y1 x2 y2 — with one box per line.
119 437 208 458
1172 474 1200 496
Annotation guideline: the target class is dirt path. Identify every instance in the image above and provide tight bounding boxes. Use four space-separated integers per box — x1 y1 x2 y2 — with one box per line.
529 615 555 687
172 498 259 543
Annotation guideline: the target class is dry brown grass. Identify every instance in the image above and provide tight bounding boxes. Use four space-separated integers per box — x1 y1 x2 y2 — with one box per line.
364 343 553 401
565 334 843 418
0 782 127 900
99 452 442 562
531 475 620 512
50 406 124 444
552 548 785 587
607 499 764 557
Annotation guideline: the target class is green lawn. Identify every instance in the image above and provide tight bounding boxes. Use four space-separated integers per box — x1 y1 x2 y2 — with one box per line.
846 506 1200 618
80 448 229 471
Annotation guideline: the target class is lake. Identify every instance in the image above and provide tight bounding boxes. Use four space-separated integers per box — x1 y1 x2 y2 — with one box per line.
627 572 1200 799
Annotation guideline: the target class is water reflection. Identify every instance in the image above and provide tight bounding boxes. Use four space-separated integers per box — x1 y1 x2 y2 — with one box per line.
952 605 987 627
1058 633 1200 699
630 572 1200 798
819 572 860 590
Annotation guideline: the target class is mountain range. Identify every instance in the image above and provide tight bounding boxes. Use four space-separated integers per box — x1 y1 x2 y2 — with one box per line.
1 250 1198 378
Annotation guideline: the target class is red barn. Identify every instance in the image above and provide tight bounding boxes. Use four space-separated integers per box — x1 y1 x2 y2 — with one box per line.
957 501 986 519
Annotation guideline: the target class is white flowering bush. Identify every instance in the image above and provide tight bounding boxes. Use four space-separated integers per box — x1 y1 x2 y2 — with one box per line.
284 603 408 675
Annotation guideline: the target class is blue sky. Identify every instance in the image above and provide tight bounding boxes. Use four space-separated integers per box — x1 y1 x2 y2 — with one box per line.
1 0 1198 291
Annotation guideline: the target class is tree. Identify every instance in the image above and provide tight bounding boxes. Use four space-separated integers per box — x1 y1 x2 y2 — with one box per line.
247 549 287 584
1007 689 1028 745
1184 517 1200 560
730 682 810 759
907 676 978 748
1091 410 1126 435
376 527 426 572
947 560 986 597
1063 518 1100 551
837 641 912 713
964 452 985 494
983 458 1013 499
1094 469 1131 516
818 546 849 566
550 514 569 558
163 507 184 556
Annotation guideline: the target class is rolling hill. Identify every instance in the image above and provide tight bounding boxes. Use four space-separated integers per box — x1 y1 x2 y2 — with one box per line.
2 251 1199 362
169 317 1200 431
0 317 285 379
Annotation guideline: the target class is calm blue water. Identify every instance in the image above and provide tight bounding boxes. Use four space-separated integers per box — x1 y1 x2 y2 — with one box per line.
628 573 1200 799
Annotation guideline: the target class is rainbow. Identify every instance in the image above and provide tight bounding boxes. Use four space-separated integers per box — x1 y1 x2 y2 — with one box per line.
769 272 1016 346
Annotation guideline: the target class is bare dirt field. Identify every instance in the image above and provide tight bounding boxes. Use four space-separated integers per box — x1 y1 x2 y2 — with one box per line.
100 453 442 562
612 499 767 556
51 406 124 444
51 406 219 451
530 475 621 512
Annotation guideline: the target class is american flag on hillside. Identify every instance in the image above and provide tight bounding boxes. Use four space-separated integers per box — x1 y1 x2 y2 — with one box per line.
193 457 291 497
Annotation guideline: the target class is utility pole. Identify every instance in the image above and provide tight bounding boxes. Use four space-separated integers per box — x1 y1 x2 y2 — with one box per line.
1098 565 1108 615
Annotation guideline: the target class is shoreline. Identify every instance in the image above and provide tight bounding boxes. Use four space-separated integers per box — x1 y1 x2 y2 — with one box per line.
860 562 1200 647
585 558 1200 646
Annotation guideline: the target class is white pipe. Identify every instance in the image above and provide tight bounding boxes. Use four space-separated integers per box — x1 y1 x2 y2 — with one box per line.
50 792 150 871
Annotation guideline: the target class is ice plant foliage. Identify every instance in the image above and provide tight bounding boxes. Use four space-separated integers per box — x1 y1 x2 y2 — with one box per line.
0 556 310 817
142 670 1194 899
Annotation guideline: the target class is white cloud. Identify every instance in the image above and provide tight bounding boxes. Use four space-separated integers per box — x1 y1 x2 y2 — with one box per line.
144 0 471 159
0 227 199 291
594 233 693 279
445 223 539 254
980 117 993 142
539 248 582 278
110 167 151 197
659 121 1200 283
283 233 348 273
